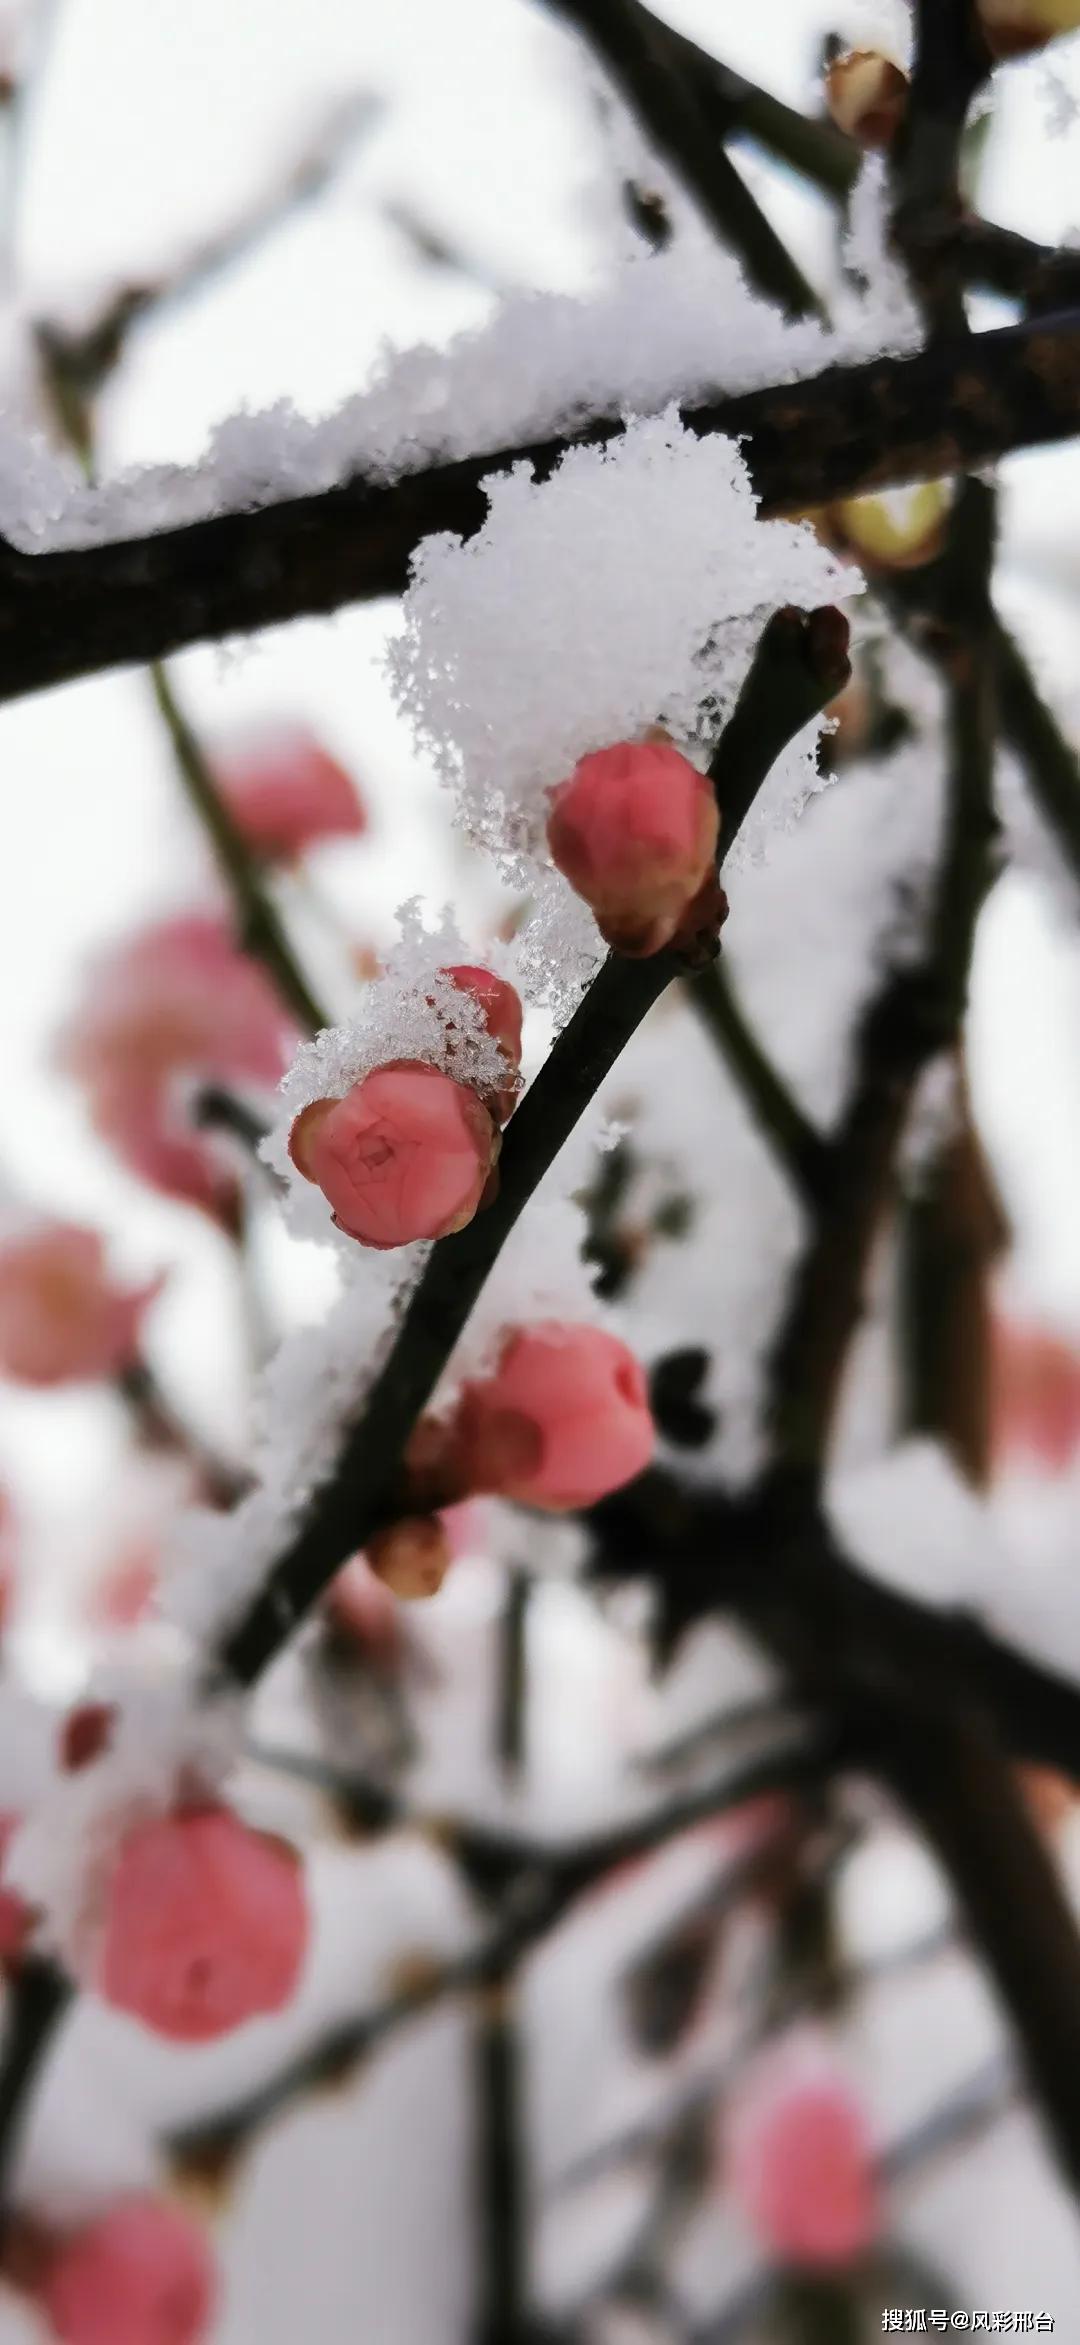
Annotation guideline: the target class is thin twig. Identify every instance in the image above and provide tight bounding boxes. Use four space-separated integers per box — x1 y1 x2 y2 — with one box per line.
685 963 829 1205
151 664 329 1034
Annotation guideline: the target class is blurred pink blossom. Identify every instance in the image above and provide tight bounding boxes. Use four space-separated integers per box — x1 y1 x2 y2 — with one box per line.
0 1811 33 1962
36 2196 214 2345
724 2033 878 2269
96 1804 308 2043
290 1059 499 1248
449 1321 655 1510
991 1313 1080 1473
211 723 366 862
58 915 297 1217
0 1224 160 1387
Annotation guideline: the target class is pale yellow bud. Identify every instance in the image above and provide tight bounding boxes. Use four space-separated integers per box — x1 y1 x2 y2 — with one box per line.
824 50 909 148
826 482 953 573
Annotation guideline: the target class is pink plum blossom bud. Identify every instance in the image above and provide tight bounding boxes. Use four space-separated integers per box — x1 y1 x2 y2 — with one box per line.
0 1225 160 1388
288 1060 499 1249
724 2037 878 2269
977 0 1080 54
211 723 366 862
35 2197 214 2345
547 739 719 957
824 51 908 146
90 1542 158 1631
58 915 297 1221
97 1805 308 2042
449 1322 655 1511
0 1812 33 1963
436 965 523 1122
366 1515 451 1600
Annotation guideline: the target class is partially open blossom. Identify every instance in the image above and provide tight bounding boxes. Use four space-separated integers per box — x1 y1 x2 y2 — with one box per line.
0 1812 33 1962
991 1314 1080 1472
211 723 366 862
822 484 951 573
446 1322 655 1511
58 915 297 1218
366 1515 451 1600
547 739 719 956
0 1224 159 1388
824 50 908 146
724 2038 878 2269
289 1060 499 1249
436 965 523 1122
977 0 1080 55
98 1805 308 2042
35 2197 214 2345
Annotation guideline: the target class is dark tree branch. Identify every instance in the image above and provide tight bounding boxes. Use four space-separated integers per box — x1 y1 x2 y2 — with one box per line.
151 664 329 1034
3 310 1080 704
217 608 846 1691
545 0 820 319
891 0 991 334
685 962 830 1205
0 1961 72 2237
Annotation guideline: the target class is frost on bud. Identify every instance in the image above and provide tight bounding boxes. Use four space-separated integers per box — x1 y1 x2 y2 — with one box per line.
288 1060 500 1249
977 0 1080 55
724 2036 878 2270
97 1805 308 2042
824 50 908 147
0 1812 34 1963
366 1515 451 1600
446 1322 655 1511
547 739 719 957
436 965 523 1122
34 2196 215 2345
824 483 952 572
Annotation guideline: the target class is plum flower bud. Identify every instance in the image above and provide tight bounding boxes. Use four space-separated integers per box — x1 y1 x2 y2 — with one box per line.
97 1805 307 2042
35 2197 215 2345
824 50 908 146
288 1060 499 1249
366 1515 451 1600
0 1813 34 1963
448 1322 655 1511
825 483 952 572
0 1224 161 1389
991 1314 1080 1471
211 723 366 863
724 2036 878 2269
977 0 1080 54
436 965 523 1122
547 739 719 957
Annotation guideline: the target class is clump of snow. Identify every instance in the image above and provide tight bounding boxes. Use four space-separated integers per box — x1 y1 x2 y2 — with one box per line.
828 1438 1004 1611
7 1666 241 1963
389 412 855 1005
842 157 921 349
0 238 921 556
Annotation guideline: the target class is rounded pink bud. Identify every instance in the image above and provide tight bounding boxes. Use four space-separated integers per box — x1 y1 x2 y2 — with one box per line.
437 965 523 1122
451 1322 655 1511
547 740 719 956
98 1805 307 2042
725 2039 878 2270
0 1812 34 1963
36 2197 214 2345
0 1225 161 1388
211 723 366 862
288 1060 499 1249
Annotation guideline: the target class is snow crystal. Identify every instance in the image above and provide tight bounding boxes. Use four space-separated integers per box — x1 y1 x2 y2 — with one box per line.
0 237 920 556
389 412 854 1004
